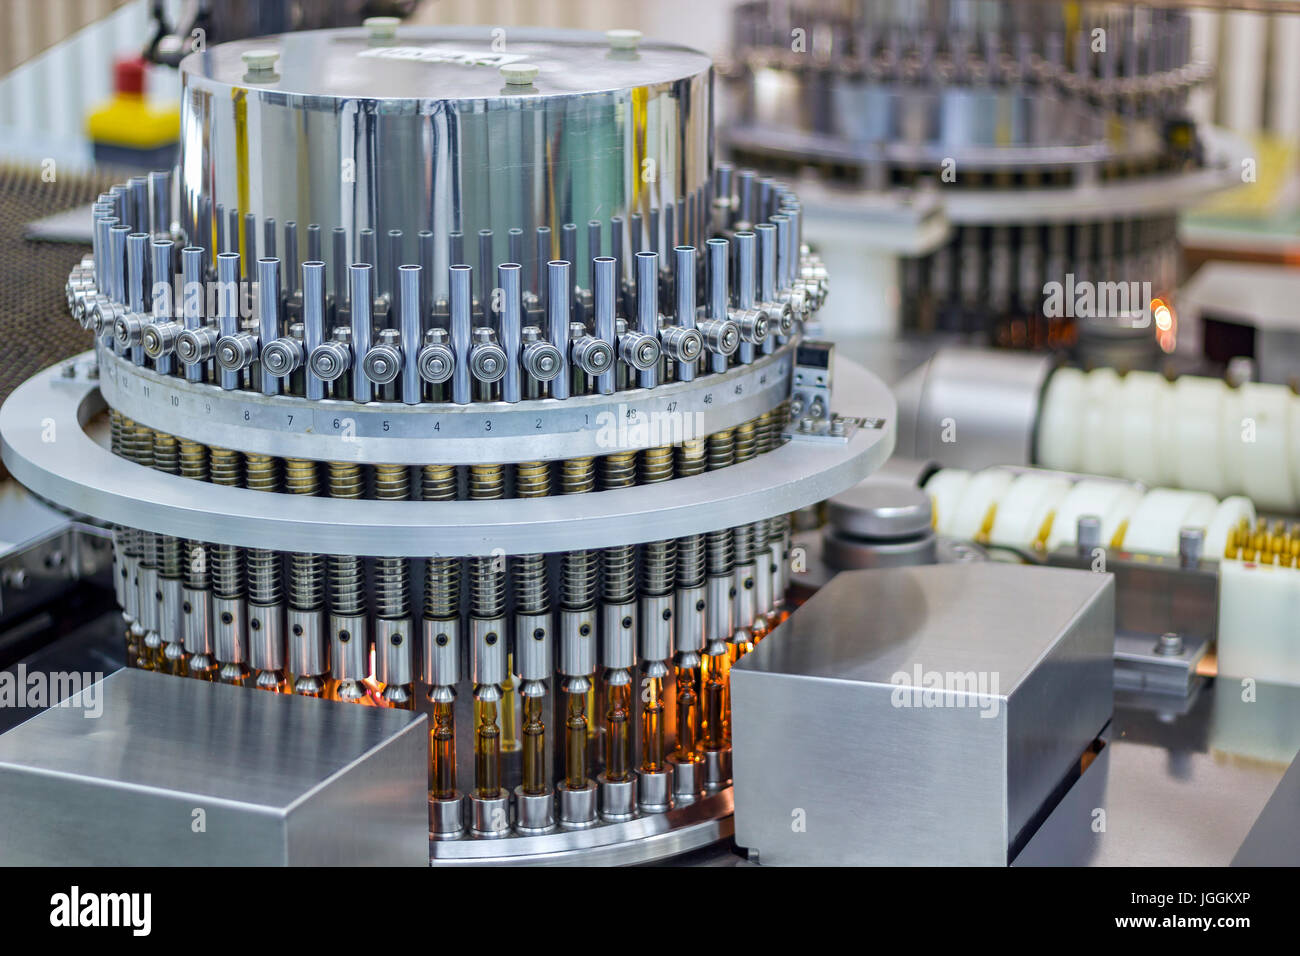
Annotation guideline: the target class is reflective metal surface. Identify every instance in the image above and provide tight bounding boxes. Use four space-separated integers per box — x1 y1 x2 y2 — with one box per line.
0 669 429 865
179 26 714 302
1 353 895 555
731 562 1114 865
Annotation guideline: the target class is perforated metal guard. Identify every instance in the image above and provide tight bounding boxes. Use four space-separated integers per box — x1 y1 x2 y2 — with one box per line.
0 163 119 407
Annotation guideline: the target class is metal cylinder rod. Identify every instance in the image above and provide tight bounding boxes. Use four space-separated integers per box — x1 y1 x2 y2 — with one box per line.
735 231 757 365
636 251 659 388
449 263 473 405
302 261 327 400
399 264 423 405
756 223 777 356
350 263 373 403
548 260 571 400
217 252 241 390
258 257 282 396
707 238 729 374
498 263 522 404
593 256 617 395
283 222 299 297
675 245 697 382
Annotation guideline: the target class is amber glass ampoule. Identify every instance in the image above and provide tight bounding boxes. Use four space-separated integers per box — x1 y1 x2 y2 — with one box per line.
640 662 669 773
520 681 548 796
429 686 457 801
474 686 503 798
564 676 590 790
701 648 728 751
674 654 702 757
603 671 633 782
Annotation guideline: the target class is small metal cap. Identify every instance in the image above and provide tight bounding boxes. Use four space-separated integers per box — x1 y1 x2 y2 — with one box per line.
606 29 642 51
501 62 539 86
363 16 399 41
1076 515 1102 553
241 49 279 72
826 480 932 540
1179 526 1204 569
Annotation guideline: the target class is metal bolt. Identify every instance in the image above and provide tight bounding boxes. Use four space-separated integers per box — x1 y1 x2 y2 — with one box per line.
1155 632 1183 657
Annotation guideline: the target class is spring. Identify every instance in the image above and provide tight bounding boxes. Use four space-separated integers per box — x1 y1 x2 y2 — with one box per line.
109 409 123 456
707 429 735 470
289 552 324 610
247 548 283 605
422 465 460 620
421 464 457 501
602 545 636 605
373 464 410 618
424 558 461 619
641 446 674 484
467 464 504 618
755 410 776 455
373 463 409 500
561 548 598 611
600 453 636 604
468 463 504 499
127 423 154 468
151 431 181 573
706 527 734 576
560 456 597 610
283 458 318 495
734 522 757 565
734 421 758 464
152 433 178 474
513 461 551 614
515 462 551 498
282 458 323 611
641 540 676 596
470 553 506 618
243 454 282 607
677 438 707 477
327 462 365 616
212 545 243 599
209 448 243 487
513 553 549 614
560 457 595 495
176 441 208 587
178 439 208 481
602 452 636 489
676 445 707 588
676 534 706 590
327 461 364 499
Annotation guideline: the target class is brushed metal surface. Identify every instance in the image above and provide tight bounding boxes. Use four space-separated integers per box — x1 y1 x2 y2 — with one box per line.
0 669 428 865
730 562 1113 865
178 26 713 303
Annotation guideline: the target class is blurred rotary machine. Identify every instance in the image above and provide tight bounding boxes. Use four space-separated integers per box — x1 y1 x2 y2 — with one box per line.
0 24 899 863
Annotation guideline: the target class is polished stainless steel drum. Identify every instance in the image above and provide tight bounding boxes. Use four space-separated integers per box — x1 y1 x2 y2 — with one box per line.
178 26 714 305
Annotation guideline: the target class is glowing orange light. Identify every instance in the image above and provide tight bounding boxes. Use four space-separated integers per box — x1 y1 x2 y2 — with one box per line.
1151 297 1176 353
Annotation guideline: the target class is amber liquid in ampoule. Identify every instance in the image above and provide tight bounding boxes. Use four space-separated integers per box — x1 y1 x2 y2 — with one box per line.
474 694 502 798
429 696 457 800
641 674 667 773
565 687 589 790
702 653 728 751
521 689 548 795
675 664 702 757
603 677 632 782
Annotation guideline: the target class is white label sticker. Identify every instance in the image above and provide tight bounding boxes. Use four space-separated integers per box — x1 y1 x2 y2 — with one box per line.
357 47 528 67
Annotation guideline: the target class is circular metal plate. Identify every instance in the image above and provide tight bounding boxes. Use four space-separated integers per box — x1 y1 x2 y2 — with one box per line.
827 480 932 539
97 342 795 465
1 352 896 556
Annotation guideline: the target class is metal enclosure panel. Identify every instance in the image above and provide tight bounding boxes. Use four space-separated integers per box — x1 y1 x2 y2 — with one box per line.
731 563 1113 866
0 670 428 866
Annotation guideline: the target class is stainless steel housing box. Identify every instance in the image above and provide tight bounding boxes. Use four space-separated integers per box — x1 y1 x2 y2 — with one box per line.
0 669 428 865
731 563 1114 865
